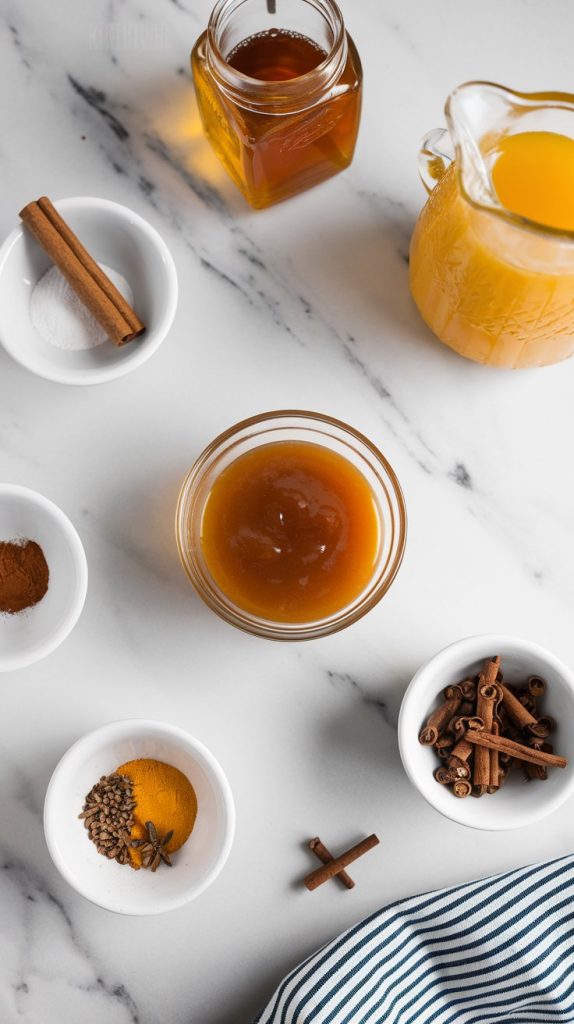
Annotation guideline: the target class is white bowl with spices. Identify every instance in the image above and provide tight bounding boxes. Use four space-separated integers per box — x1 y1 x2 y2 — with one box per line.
0 483 88 671
0 197 178 386
44 719 236 915
398 634 574 831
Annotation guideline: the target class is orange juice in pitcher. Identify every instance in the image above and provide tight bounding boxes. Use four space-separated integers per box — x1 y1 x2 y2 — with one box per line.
410 83 574 369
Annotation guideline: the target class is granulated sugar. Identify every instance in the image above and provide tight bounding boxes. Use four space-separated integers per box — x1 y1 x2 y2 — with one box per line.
30 263 134 350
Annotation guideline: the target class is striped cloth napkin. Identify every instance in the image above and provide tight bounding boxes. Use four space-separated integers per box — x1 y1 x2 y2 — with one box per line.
256 853 574 1024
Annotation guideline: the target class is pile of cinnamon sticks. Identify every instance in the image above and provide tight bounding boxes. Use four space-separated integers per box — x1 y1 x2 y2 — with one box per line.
419 656 567 798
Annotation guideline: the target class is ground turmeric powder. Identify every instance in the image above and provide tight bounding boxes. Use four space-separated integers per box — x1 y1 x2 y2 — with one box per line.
116 758 197 870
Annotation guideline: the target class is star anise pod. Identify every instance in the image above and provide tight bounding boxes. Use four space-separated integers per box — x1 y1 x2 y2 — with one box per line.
131 820 174 872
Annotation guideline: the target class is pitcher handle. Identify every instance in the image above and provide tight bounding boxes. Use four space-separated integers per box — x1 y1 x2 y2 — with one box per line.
418 128 455 194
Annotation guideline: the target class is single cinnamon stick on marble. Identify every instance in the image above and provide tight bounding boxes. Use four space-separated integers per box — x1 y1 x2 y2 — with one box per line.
20 197 145 346
309 837 354 890
465 730 568 769
304 835 379 892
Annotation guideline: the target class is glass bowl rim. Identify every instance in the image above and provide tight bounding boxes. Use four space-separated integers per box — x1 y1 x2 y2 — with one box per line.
175 409 407 641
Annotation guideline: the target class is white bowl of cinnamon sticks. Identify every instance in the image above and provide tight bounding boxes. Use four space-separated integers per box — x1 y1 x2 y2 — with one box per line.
398 635 574 830
0 196 177 385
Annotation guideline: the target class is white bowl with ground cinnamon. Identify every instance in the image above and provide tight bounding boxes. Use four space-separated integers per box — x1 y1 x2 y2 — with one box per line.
0 483 87 671
398 634 574 831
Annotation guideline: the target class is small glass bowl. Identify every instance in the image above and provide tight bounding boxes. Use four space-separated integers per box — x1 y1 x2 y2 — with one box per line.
175 411 407 641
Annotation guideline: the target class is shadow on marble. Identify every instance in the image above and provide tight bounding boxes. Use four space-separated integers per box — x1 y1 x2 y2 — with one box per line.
318 701 401 774
324 657 416 732
115 72 247 215
0 742 63 886
295 213 424 339
82 467 203 592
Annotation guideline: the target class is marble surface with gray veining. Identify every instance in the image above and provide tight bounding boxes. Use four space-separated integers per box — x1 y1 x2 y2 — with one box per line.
1 0 574 1021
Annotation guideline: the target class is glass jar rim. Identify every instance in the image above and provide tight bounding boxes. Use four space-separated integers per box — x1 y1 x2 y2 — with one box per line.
205 0 347 111
175 410 407 641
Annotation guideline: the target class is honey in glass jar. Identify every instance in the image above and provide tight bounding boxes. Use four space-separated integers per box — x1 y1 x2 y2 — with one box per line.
191 0 363 208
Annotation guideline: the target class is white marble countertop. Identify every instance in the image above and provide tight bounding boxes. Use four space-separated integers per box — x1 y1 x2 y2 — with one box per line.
2 0 574 1021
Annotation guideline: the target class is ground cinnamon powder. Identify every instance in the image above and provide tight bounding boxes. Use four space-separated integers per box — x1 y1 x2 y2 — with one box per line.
0 540 49 613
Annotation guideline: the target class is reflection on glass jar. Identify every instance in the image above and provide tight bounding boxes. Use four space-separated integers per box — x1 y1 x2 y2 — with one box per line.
191 0 362 209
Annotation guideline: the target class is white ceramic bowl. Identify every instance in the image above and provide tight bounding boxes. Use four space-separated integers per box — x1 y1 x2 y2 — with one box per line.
44 720 235 915
398 634 574 831
0 484 88 671
0 197 178 385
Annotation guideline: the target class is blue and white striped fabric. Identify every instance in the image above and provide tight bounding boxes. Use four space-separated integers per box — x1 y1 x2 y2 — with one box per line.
256 853 574 1024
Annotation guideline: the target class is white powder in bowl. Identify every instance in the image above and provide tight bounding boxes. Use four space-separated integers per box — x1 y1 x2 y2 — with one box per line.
30 263 134 351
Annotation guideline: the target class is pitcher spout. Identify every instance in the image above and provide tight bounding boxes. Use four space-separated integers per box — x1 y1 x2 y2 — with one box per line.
445 80 574 215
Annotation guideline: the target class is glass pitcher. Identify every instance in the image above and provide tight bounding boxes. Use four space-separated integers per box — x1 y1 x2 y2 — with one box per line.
409 82 574 369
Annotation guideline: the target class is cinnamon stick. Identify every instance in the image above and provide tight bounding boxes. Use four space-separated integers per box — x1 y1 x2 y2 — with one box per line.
524 762 548 781
20 197 145 346
473 667 500 794
524 741 552 781
528 675 547 698
517 690 538 715
465 730 568 769
487 722 501 794
419 694 461 745
453 779 472 798
458 679 477 701
448 715 484 741
434 735 455 758
435 760 471 784
449 738 473 763
482 656 501 686
309 837 354 890
499 683 538 731
528 715 555 739
304 835 379 892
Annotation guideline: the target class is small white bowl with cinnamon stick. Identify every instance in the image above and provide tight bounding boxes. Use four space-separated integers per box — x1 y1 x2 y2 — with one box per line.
0 196 177 385
398 635 574 830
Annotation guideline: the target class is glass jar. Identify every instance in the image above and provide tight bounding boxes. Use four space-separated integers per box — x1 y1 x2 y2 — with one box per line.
175 411 406 641
191 0 363 209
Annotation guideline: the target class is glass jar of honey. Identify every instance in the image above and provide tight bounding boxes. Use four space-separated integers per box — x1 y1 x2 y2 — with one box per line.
176 411 406 640
191 0 363 208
